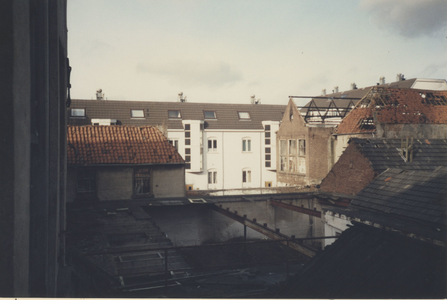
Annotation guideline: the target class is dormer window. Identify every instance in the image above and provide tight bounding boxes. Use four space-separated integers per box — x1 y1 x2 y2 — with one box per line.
238 112 250 120
131 109 144 118
168 110 181 119
204 111 216 119
71 108 85 117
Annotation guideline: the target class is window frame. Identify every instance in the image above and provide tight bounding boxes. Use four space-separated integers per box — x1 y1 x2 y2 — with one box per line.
208 138 218 152
207 170 217 185
242 138 251 152
242 169 252 183
131 109 145 118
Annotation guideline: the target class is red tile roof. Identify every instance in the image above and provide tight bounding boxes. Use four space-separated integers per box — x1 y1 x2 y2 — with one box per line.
67 126 184 165
336 88 447 134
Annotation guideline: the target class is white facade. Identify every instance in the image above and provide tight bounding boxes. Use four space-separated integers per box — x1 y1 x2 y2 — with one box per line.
167 121 280 191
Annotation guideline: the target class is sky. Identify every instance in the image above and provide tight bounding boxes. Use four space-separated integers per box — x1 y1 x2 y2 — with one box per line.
67 0 447 106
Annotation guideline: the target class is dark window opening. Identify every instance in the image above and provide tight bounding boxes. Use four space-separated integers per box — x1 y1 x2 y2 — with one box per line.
134 168 151 195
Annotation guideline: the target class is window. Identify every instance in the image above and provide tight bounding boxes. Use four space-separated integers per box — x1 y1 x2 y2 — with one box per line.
185 148 191 169
288 140 297 173
265 147 271 168
265 124 271 146
242 138 251 152
299 139 306 156
185 123 191 147
238 111 250 120
168 110 181 118
208 138 217 152
208 171 217 184
204 111 216 119
77 168 96 195
280 140 287 171
280 139 305 173
131 109 144 118
298 139 306 173
134 168 151 195
242 170 251 183
71 108 85 117
168 139 179 151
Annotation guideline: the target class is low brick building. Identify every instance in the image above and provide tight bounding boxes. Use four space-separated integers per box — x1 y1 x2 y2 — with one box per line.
67 125 185 202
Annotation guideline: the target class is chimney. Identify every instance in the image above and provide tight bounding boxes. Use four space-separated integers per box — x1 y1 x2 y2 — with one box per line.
251 95 260 104
178 92 186 102
334 86 339 93
396 73 405 81
96 89 103 100
379 76 385 85
350 83 357 90
321 89 326 96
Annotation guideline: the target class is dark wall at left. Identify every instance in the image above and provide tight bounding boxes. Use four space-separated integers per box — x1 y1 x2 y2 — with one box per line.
0 0 68 296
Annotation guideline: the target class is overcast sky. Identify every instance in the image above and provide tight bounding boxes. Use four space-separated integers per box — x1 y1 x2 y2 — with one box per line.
67 0 447 106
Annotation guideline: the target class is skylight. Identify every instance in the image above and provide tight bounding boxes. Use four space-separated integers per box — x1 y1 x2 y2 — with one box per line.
168 110 181 118
71 108 85 117
238 111 250 120
131 109 144 118
204 111 216 119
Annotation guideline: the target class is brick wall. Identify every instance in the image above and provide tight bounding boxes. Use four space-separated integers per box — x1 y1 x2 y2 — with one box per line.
320 142 376 196
307 127 333 184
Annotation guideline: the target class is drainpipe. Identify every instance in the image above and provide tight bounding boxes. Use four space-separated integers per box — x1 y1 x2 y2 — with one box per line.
260 131 263 190
222 132 225 190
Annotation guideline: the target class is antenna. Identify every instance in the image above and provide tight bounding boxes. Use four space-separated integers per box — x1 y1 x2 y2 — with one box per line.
178 92 187 102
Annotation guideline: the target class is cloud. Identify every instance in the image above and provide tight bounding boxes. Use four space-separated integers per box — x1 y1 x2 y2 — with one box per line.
421 61 447 77
360 0 447 38
136 60 243 88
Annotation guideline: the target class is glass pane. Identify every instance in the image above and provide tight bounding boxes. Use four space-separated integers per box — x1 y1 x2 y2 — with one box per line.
184 124 190 130
185 148 190 154
208 172 212 184
213 172 217 183
242 140 246 151
265 147 271 153
280 156 287 171
208 140 212 149
247 171 251 182
265 125 270 131
248 140 251 151
298 157 306 173
280 140 287 156
242 171 246 182
289 156 297 173
289 140 297 155
299 139 306 156
213 140 217 149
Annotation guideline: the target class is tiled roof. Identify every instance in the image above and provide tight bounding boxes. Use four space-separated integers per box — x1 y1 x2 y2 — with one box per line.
275 222 446 298
337 87 447 134
351 168 447 227
67 125 184 165
351 138 447 174
68 100 286 130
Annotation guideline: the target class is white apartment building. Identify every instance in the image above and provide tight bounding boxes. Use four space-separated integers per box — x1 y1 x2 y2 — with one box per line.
68 99 286 191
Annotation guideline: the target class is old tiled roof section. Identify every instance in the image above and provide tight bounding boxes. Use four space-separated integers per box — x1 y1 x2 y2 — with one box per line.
351 138 447 174
68 100 286 130
336 87 447 134
67 125 184 165
351 168 447 227
276 222 446 298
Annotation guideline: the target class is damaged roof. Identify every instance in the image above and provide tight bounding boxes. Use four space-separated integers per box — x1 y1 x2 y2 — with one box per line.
275 222 446 298
350 138 447 174
352 168 447 229
68 100 286 130
67 125 184 165
336 87 447 134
